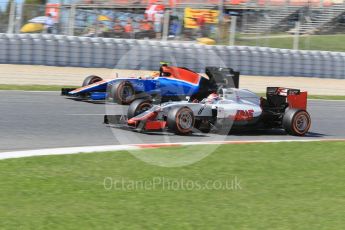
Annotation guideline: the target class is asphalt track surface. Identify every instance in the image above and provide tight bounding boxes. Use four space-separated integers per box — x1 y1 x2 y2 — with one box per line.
0 91 344 152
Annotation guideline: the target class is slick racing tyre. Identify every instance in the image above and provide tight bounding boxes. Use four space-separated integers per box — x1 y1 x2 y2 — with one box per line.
111 81 136 105
167 107 195 135
283 109 311 136
82 75 103 87
127 99 153 119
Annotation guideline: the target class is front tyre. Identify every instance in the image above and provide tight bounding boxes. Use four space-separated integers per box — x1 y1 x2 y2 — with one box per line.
110 81 136 105
167 107 195 135
283 109 311 136
127 99 153 119
82 75 103 87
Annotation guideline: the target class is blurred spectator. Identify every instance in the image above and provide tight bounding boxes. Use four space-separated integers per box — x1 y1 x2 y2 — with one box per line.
140 20 153 31
136 19 155 39
125 19 133 32
124 19 133 38
169 19 181 39
113 19 124 33
196 14 206 37
84 23 97 37
99 23 110 33
154 11 164 39
219 14 230 43
45 13 54 34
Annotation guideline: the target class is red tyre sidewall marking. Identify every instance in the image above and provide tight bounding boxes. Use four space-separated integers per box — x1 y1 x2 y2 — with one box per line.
292 111 311 135
175 108 194 134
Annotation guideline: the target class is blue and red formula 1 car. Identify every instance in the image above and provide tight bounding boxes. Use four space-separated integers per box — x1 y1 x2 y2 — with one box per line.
61 63 240 105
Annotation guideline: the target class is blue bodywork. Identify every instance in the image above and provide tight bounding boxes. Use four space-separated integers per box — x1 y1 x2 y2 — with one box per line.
69 77 201 101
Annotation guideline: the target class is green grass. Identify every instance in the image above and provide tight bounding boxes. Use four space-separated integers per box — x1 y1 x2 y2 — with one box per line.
236 34 345 52
0 84 78 91
307 95 345 100
1 142 345 229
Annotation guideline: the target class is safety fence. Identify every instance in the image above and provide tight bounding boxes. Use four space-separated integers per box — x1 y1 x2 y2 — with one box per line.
2 1 345 52
0 33 344 79
80 0 342 8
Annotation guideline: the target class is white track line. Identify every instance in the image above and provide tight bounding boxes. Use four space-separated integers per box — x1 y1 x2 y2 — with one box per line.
0 145 139 160
1 139 344 161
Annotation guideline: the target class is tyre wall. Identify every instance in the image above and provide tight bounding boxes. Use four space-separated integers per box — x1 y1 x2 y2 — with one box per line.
0 33 344 79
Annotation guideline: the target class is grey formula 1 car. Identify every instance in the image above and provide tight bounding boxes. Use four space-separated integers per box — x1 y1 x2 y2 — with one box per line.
105 87 311 136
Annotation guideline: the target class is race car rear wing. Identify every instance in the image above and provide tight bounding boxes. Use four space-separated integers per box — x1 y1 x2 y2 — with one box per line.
266 87 308 110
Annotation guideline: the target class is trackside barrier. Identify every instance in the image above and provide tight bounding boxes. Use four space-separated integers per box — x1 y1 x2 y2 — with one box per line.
0 33 344 79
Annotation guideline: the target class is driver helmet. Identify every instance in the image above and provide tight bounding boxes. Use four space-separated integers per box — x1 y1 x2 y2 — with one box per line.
160 66 172 77
206 93 220 104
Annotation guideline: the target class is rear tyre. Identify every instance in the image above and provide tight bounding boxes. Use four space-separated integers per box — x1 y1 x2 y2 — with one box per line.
167 107 195 135
82 75 103 87
127 99 153 119
110 81 136 105
283 109 311 136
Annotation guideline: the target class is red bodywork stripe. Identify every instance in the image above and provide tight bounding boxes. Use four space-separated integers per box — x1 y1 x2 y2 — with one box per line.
128 112 157 126
145 121 167 130
161 66 201 85
71 80 107 94
287 92 308 110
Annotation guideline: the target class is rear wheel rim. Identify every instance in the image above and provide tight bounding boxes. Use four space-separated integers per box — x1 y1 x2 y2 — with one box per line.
121 85 134 102
295 114 309 132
